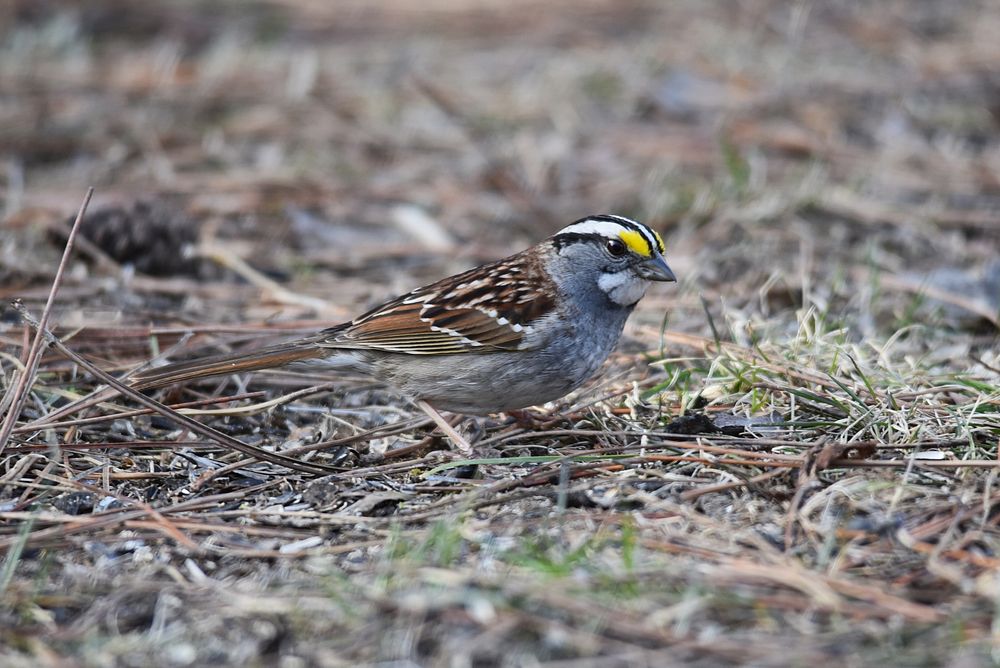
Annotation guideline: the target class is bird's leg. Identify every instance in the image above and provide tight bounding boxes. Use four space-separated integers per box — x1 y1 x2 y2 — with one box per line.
417 400 473 456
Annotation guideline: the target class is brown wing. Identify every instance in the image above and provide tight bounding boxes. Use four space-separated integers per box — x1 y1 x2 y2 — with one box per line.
318 249 556 355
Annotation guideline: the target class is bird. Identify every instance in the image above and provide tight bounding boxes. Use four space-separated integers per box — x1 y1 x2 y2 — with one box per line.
129 214 676 451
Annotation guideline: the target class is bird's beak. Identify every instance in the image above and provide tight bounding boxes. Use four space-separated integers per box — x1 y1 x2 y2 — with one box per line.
636 254 676 282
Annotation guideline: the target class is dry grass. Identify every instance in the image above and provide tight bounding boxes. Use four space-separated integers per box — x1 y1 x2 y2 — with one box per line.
2 0 1000 665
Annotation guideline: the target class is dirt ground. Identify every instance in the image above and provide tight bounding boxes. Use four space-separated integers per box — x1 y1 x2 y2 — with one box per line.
2 1 1000 665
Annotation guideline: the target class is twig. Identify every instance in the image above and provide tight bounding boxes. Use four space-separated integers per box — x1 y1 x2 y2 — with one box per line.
12 391 267 433
680 467 791 502
16 331 198 431
196 241 337 314
0 486 273 550
0 188 93 455
417 399 473 455
187 415 431 490
11 302 340 476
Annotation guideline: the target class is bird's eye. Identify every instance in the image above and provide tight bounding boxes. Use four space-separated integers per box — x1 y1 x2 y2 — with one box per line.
605 238 627 257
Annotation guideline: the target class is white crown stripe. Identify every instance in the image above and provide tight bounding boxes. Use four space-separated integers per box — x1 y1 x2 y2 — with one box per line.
554 215 664 255
556 220 628 238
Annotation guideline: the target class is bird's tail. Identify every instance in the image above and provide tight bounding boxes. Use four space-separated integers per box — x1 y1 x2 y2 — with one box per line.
129 338 327 390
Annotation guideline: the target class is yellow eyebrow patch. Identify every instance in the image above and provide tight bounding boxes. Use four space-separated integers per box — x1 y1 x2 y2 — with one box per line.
619 230 654 257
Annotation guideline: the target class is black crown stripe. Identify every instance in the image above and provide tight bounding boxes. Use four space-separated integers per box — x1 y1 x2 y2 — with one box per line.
570 214 657 256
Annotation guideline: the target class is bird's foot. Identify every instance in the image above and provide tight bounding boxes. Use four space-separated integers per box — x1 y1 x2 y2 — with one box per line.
503 408 558 430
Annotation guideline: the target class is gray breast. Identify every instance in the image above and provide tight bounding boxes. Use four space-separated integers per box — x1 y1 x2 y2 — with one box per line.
374 300 634 414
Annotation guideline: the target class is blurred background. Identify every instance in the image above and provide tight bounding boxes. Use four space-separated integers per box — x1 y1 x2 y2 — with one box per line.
3 0 997 339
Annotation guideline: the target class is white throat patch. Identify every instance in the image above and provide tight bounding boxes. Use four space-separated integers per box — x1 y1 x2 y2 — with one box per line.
598 271 649 306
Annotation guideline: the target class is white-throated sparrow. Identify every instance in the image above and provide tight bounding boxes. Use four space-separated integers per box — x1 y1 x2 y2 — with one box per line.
131 214 675 421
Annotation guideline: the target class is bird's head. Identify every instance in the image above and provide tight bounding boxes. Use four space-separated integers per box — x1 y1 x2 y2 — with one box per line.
550 214 676 307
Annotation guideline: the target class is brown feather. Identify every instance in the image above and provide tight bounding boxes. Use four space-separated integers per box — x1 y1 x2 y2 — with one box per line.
129 245 559 388
320 247 556 355
129 338 327 390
